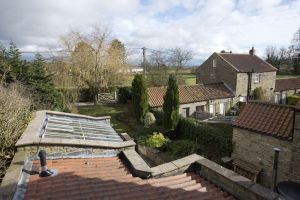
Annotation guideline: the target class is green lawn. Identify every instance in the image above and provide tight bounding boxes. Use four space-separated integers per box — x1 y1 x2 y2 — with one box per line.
180 74 196 85
276 74 300 79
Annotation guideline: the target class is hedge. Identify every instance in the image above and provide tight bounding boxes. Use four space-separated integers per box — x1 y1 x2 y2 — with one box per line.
175 117 233 162
151 109 164 125
287 95 300 106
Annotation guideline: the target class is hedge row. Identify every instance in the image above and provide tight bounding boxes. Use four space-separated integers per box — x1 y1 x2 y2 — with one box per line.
175 117 233 161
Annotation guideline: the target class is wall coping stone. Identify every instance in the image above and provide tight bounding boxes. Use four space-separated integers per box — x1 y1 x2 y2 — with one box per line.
0 151 29 200
122 149 152 178
196 157 285 200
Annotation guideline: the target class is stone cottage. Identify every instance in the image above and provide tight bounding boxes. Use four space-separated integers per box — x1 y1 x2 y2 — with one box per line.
147 83 234 118
232 101 300 187
274 77 300 104
197 48 278 105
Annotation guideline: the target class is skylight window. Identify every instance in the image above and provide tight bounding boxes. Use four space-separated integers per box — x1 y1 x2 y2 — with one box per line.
39 114 123 142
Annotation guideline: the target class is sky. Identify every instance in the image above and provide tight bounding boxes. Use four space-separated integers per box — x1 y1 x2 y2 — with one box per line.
0 0 300 65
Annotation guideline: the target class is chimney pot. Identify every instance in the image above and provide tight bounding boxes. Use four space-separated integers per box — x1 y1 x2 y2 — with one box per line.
249 47 255 56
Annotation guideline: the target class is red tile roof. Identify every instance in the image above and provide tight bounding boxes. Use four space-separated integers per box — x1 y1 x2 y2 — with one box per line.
233 102 294 139
148 83 234 107
24 157 234 200
218 53 277 73
275 77 300 92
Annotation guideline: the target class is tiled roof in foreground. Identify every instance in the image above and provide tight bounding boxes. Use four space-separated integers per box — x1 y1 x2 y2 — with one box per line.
148 83 234 107
275 77 300 92
25 157 234 200
233 102 294 139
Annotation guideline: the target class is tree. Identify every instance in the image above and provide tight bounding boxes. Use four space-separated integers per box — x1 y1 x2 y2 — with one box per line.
131 74 148 122
27 54 65 110
163 74 179 131
106 39 129 87
291 27 300 74
60 26 129 104
147 51 169 86
168 47 193 74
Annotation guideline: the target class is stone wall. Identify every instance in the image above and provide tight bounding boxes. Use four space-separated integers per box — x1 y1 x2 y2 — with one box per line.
231 128 300 187
197 53 237 92
235 71 276 104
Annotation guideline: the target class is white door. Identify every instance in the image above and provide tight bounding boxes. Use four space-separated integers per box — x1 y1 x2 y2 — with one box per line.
220 103 225 115
281 93 286 104
209 104 215 115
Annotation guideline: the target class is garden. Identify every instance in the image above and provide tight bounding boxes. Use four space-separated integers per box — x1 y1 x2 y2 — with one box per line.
76 74 233 166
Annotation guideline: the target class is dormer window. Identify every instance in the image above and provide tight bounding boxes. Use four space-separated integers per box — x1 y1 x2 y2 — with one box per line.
253 73 260 83
213 59 216 68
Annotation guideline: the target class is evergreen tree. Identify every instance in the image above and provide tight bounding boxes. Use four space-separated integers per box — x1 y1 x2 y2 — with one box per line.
131 74 148 122
163 74 179 130
27 54 65 110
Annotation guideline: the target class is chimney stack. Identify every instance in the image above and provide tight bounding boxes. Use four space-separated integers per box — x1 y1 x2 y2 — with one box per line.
249 47 255 56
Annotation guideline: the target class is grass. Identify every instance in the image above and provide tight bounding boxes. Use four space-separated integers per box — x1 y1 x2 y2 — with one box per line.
180 74 196 85
276 74 300 79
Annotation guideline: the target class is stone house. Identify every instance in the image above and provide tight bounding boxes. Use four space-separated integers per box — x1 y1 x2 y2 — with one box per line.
274 77 300 104
197 48 278 105
232 101 300 187
147 83 234 118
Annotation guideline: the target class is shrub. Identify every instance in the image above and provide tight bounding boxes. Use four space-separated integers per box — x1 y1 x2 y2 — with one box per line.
132 74 148 121
151 109 164 125
118 87 131 103
163 74 179 130
168 140 197 157
175 117 233 161
253 87 265 100
287 95 300 106
144 112 156 128
147 132 167 148
0 84 31 182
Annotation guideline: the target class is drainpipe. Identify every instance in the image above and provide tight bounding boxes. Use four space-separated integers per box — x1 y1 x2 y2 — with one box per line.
271 148 280 192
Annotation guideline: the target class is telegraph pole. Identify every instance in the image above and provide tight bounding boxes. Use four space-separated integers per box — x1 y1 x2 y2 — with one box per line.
142 47 146 75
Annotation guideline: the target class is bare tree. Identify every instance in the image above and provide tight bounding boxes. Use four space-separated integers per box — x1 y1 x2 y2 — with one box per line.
59 26 129 103
168 47 193 74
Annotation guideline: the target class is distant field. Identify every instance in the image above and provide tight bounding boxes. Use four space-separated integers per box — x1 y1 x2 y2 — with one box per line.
276 74 300 79
180 74 197 85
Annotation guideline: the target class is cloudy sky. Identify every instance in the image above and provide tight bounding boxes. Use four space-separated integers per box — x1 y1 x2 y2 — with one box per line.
0 0 300 64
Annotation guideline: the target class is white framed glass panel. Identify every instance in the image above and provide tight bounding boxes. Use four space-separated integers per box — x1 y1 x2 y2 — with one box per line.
219 103 225 115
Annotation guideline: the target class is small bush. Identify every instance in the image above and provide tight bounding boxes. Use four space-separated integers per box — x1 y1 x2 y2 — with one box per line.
147 132 167 148
151 109 164 125
253 87 265 100
287 95 300 106
118 87 131 103
144 112 156 128
168 140 197 157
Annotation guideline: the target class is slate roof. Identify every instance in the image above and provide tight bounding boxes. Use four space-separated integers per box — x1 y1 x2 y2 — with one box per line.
24 157 234 200
233 102 294 140
148 83 234 107
275 77 300 92
218 53 277 73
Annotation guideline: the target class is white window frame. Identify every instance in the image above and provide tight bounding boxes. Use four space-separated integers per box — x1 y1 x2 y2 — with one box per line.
274 94 280 103
239 96 246 102
281 92 287 104
253 73 260 83
209 104 215 114
219 103 225 115
213 59 216 68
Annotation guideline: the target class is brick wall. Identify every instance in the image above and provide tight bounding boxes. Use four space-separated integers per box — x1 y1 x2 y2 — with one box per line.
232 127 300 187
